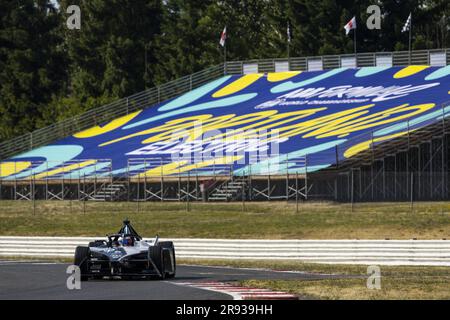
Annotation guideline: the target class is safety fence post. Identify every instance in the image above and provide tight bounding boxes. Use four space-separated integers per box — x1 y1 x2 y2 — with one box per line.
305 154 308 200
137 170 140 214
186 171 190 212
295 171 299 214
160 158 164 202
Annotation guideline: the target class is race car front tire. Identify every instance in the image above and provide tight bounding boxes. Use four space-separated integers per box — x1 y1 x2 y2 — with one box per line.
159 241 176 279
74 246 90 281
149 245 165 279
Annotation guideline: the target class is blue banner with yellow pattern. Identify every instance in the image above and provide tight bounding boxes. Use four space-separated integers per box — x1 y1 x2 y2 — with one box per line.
2 65 450 179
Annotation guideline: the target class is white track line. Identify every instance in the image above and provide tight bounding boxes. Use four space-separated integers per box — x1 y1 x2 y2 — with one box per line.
0 260 61 266
180 263 336 276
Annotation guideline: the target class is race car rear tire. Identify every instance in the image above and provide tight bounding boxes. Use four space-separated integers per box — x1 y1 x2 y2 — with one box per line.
159 241 176 279
149 245 165 280
74 246 90 281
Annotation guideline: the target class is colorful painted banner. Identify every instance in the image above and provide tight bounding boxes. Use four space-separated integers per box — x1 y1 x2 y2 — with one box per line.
3 66 450 179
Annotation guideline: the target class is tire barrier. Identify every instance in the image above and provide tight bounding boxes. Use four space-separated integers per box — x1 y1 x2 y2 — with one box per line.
1 237 449 266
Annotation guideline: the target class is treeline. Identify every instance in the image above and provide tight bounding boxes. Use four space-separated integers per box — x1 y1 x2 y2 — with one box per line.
0 0 449 142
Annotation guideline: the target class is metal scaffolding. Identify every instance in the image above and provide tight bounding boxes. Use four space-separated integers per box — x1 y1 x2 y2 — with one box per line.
309 100 450 202
0 155 309 202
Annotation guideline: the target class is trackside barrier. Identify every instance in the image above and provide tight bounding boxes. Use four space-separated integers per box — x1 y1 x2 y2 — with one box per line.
0 237 449 266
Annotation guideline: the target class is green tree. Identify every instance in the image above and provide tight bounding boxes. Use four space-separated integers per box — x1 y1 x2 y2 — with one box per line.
0 0 66 141
59 0 163 100
1 0 449 145
154 0 219 83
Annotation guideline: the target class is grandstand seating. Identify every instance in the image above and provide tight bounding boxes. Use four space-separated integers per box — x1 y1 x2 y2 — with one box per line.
1 65 449 180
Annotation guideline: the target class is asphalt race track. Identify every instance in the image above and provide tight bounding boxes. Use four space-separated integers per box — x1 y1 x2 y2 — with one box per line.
0 260 340 300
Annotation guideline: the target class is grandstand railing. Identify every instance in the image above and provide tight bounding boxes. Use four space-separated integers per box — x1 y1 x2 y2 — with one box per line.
224 48 450 74
0 48 448 160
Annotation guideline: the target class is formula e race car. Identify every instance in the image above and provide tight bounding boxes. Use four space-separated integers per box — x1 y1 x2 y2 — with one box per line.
74 219 176 281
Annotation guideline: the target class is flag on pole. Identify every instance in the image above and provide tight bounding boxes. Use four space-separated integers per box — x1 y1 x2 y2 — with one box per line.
344 16 356 35
402 13 411 33
287 21 291 43
219 26 227 47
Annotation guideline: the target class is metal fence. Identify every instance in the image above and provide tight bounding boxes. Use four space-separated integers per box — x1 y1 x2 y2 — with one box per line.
224 48 450 74
1 49 448 160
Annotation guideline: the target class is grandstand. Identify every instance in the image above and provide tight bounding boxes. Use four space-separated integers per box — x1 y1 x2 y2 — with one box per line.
0 49 449 202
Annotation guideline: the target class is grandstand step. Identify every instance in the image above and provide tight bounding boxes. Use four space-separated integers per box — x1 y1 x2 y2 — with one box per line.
209 193 229 197
209 193 230 197
208 179 247 201
87 182 126 201
214 189 240 193
208 197 229 201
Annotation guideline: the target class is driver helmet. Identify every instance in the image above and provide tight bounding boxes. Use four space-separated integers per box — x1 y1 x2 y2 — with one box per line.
123 236 133 246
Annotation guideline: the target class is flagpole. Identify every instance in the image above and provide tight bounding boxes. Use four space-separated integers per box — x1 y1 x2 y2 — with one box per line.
353 28 357 55
221 26 227 75
408 15 412 65
287 21 291 60
224 41 227 74
287 38 290 61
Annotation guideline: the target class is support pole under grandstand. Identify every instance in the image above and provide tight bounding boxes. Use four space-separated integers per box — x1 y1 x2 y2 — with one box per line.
295 172 299 214
351 169 354 212
186 171 190 212
137 173 140 214
178 167 181 202
305 155 309 200
242 177 245 212
32 176 36 215
410 172 414 212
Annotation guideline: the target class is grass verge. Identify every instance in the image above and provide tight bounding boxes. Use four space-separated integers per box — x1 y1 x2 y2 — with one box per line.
179 259 450 300
1 200 450 239
240 277 450 300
